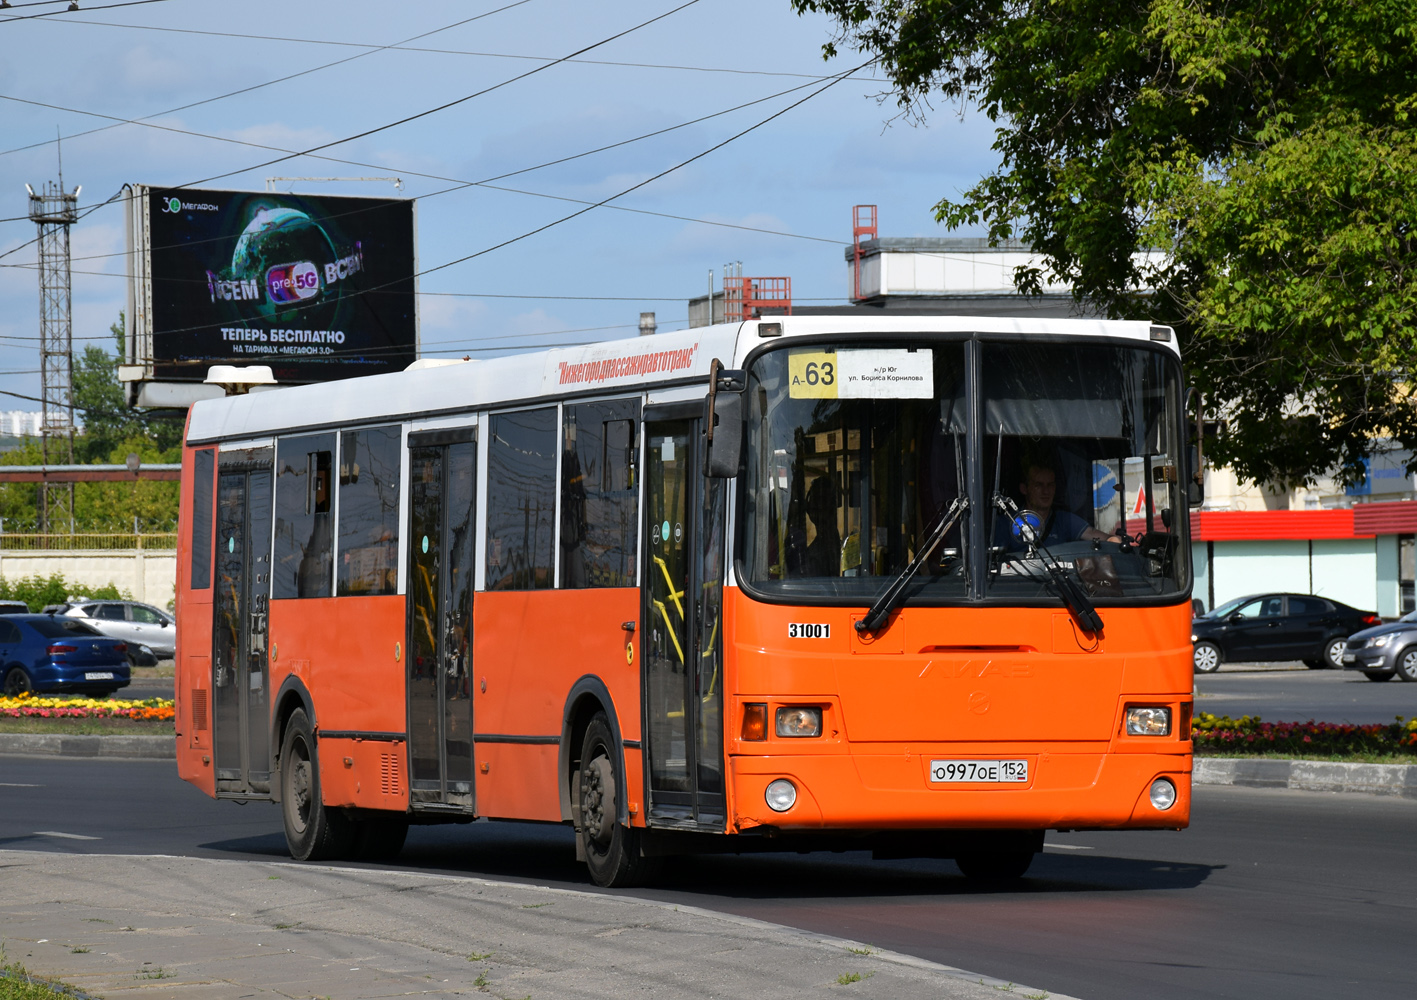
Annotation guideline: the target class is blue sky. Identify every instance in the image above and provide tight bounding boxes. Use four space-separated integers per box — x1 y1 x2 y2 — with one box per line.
0 0 998 407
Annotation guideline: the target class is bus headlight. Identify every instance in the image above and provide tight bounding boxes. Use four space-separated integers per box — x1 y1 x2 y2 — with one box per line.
775 706 822 738
765 778 797 812
1149 777 1177 811
1125 706 1172 736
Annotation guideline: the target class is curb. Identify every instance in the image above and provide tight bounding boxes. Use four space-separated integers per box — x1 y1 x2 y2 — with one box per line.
1194 757 1417 799
0 733 174 759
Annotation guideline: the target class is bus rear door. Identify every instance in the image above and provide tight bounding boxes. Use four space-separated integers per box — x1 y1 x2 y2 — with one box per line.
212 447 274 797
406 429 478 814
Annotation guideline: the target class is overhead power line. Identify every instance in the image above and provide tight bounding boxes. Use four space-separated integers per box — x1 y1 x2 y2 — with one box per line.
0 0 178 23
0 0 537 160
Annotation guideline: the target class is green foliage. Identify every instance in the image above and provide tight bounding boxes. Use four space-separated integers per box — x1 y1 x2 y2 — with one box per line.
1192 712 1417 756
792 0 1417 487
0 313 180 532
0 963 85 1000
0 573 128 611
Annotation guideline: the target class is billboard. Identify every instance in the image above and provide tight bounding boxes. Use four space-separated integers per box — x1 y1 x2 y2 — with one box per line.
128 186 417 384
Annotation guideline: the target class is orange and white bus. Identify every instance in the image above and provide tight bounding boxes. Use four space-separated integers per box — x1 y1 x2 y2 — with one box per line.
174 314 1196 886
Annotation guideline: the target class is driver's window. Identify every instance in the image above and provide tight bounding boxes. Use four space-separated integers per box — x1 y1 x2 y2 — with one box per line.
131 606 164 624
1260 597 1283 617
1232 600 1264 619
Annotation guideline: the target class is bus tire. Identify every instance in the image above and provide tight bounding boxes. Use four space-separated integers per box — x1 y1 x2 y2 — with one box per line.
579 712 657 889
279 708 353 862
956 848 1035 882
354 816 409 861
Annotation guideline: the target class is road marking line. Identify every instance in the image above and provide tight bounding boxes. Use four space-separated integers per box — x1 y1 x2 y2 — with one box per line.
33 831 100 841
1044 843 1094 850
0 782 41 787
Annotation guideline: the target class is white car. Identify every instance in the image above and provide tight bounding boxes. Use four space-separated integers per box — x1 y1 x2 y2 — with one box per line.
59 600 176 661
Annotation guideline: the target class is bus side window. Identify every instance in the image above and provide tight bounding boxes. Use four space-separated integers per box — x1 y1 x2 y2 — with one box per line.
190 448 215 590
561 400 640 589
486 407 557 591
336 426 401 596
274 433 336 599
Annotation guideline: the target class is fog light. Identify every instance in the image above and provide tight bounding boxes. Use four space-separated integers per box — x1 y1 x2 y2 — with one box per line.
776 706 822 738
1149 777 1177 811
765 778 797 812
1126 706 1172 736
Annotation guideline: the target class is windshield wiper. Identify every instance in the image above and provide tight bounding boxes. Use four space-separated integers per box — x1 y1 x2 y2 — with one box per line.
856 497 968 634
991 494 1105 634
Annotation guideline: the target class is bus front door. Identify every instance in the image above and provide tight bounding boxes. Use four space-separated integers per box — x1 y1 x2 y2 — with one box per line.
212 448 274 797
642 417 726 829
406 432 477 814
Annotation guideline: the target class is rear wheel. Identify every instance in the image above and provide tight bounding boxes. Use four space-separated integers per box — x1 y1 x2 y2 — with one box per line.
956 849 1035 882
1323 637 1347 670
1364 671 1394 682
1192 641 1222 674
578 712 658 888
3 667 32 697
1395 648 1417 682
279 708 353 861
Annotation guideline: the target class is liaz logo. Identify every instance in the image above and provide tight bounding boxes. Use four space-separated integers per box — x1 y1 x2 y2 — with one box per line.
266 261 321 303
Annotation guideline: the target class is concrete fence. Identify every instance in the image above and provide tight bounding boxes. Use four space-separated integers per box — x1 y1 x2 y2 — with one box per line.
0 546 177 606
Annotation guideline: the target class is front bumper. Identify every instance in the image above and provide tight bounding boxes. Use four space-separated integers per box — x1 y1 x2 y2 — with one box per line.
730 750 1191 833
1342 649 1398 673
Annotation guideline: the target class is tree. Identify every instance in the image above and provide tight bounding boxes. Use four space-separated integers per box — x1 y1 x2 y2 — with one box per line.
72 314 183 463
792 0 1417 487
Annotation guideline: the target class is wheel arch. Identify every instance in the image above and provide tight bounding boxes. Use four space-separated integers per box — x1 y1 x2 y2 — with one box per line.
558 675 629 826
270 675 317 802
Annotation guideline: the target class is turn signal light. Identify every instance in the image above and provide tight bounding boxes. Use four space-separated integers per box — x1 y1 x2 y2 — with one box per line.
741 703 767 741
1362 614 1382 626
1125 706 1172 736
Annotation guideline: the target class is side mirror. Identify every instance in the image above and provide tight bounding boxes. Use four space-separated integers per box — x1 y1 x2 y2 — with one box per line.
1227 613 1244 624
1185 386 1205 508
703 359 745 478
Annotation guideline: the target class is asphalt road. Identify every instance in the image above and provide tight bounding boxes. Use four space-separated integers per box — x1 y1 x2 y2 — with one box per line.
1 755 1411 1000
1195 663 1417 723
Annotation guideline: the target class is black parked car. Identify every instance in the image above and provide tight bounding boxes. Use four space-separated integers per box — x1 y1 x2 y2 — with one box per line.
1341 610 1417 682
1192 593 1381 673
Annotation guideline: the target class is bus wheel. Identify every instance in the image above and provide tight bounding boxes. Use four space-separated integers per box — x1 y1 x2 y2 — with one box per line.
354 817 409 861
279 708 353 862
956 849 1035 882
579 712 658 889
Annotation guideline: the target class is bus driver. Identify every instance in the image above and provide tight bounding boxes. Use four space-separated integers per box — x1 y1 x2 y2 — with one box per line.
999 461 1122 551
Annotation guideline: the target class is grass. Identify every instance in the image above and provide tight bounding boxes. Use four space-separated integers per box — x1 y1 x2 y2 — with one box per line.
0 717 173 735
467 951 493 961
835 971 874 985
136 966 174 980
0 963 89 1000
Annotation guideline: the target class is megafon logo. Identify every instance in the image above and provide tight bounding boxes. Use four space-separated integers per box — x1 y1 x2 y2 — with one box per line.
160 196 218 213
266 261 321 304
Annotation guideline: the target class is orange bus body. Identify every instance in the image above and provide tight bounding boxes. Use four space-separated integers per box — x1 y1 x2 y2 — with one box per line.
173 315 1193 881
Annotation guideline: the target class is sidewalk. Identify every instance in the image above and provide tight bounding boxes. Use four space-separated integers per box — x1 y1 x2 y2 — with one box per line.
0 850 1076 1000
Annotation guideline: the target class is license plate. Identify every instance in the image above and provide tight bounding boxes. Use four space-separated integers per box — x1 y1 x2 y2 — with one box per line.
84 672 114 680
929 759 1029 784
1342 654 1356 663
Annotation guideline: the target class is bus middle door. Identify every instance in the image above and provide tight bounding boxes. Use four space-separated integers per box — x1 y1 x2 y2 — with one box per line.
642 414 726 829
406 429 477 814
212 447 274 797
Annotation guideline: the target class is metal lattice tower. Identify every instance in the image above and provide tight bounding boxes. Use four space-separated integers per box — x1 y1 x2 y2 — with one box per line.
27 178 78 535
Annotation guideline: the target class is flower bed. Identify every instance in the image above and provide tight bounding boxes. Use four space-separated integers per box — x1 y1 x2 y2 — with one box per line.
0 694 174 721
1192 712 1417 757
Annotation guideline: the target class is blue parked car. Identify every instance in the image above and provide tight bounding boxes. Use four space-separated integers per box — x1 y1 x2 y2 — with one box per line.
0 614 131 698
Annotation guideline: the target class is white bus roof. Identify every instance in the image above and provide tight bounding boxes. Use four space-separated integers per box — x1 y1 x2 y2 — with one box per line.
184 314 1173 445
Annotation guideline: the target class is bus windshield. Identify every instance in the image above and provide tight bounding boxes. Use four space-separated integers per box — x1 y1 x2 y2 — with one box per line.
740 337 1188 606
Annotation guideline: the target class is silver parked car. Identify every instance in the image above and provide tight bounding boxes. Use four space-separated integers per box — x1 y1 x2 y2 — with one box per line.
58 601 176 661
1342 610 1417 681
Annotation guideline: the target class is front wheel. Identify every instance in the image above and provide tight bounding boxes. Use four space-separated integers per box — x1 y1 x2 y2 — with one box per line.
279 708 353 861
1322 637 1347 670
578 712 658 888
1193 641 1222 674
956 849 1035 882
1364 671 1394 682
1395 648 1417 682
3 667 32 697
